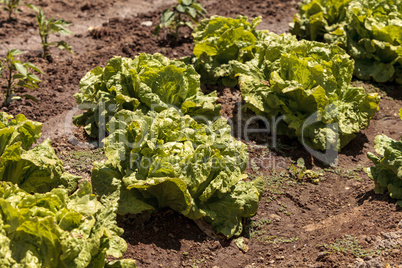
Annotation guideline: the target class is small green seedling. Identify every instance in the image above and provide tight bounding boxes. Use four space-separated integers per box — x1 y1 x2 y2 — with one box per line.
1 0 22 21
318 235 384 258
26 4 73 59
0 49 43 107
154 0 207 40
291 158 323 184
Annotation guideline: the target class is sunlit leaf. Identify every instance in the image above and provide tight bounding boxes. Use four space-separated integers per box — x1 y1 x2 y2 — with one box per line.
14 62 27 76
290 0 402 84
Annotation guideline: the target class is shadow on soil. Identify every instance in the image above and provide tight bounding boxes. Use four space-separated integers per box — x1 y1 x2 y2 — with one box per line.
157 34 194 48
226 100 370 170
117 209 211 251
356 189 402 210
375 82 402 101
340 132 369 158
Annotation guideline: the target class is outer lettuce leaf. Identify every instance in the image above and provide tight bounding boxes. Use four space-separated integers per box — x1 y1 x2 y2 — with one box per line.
73 53 220 138
191 15 265 86
0 139 78 194
0 181 136 267
0 112 79 193
235 32 379 151
73 56 140 139
0 112 42 155
367 134 402 206
92 108 263 238
290 0 402 84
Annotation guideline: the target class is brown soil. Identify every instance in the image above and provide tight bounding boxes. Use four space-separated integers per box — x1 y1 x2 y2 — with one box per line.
1 0 401 267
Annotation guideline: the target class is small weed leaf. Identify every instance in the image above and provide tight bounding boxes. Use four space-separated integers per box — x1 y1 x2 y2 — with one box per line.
27 4 73 58
319 235 385 258
154 0 207 40
0 49 43 107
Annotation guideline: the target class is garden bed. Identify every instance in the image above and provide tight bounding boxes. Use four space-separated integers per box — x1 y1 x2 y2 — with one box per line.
1 0 401 267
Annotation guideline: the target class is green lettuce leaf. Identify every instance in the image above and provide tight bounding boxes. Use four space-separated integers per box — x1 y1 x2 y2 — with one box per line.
73 53 220 138
191 15 266 86
0 181 136 267
0 112 79 193
290 0 402 84
367 134 402 206
0 112 42 155
234 32 380 151
0 139 79 193
92 108 262 237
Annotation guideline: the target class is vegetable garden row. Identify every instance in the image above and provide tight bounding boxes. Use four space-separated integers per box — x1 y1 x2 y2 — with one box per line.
0 0 401 266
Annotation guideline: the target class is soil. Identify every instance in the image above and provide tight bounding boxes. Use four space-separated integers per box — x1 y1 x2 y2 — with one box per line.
1 0 401 267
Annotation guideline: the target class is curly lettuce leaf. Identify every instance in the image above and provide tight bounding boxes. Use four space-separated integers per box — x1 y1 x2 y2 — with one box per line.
0 112 79 193
235 32 379 151
0 181 136 267
73 53 220 138
291 0 402 84
92 108 262 237
0 139 79 194
367 134 402 206
191 15 265 86
0 112 42 155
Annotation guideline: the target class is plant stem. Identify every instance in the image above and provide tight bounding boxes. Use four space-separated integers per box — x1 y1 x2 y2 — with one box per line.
4 65 13 106
42 34 48 58
175 14 180 41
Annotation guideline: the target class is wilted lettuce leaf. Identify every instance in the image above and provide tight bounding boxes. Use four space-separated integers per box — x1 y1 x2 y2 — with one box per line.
234 32 379 151
191 15 265 86
92 108 263 238
0 181 136 267
73 53 220 138
0 112 79 193
367 134 402 207
290 0 402 84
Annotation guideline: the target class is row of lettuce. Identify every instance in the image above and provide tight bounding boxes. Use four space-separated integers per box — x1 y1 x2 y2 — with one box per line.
72 15 401 220
0 52 264 266
1 9 402 266
290 0 402 204
185 15 380 151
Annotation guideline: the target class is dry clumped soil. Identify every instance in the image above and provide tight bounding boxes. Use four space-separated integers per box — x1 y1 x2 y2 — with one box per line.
1 0 401 267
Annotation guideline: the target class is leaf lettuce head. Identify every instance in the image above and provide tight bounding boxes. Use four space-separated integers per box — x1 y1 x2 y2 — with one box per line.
234 32 379 151
73 53 220 138
92 108 263 237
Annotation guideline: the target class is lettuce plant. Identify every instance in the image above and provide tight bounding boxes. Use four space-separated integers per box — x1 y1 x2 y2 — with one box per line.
0 49 43 107
0 112 79 193
290 0 402 84
154 0 207 40
191 15 265 86
73 53 220 139
367 134 402 207
27 4 73 59
0 180 136 267
367 111 402 206
92 108 263 238
233 32 380 151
